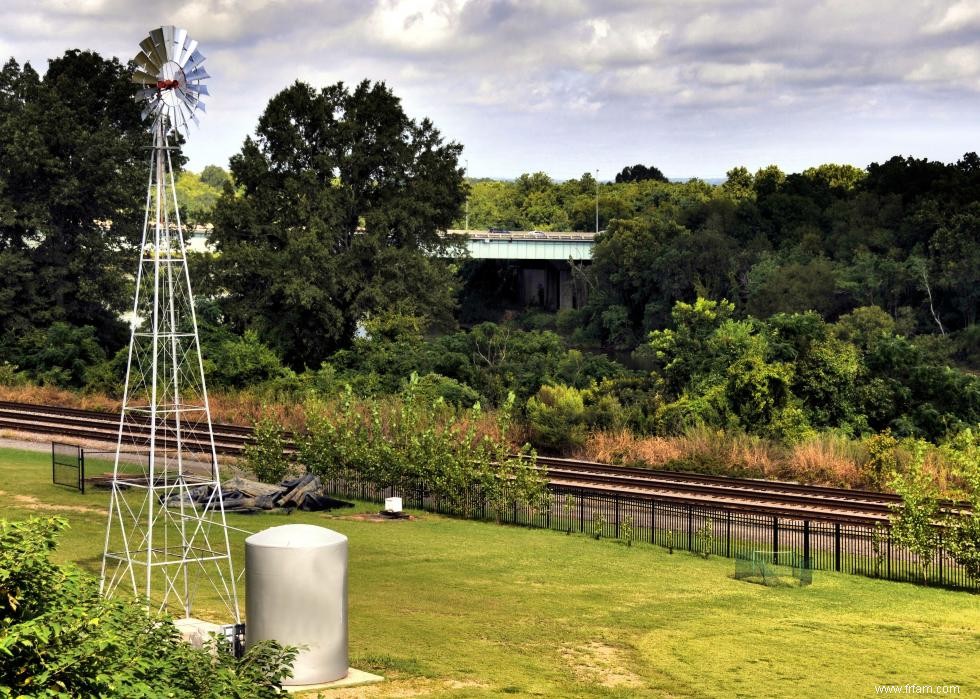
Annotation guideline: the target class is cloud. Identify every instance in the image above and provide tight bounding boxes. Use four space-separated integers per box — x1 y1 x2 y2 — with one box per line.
0 0 977 177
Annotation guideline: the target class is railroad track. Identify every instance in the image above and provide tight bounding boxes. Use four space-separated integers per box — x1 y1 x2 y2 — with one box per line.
0 401 966 524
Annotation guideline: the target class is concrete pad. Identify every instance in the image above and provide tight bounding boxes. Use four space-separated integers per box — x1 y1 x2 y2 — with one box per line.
284 668 384 693
174 617 226 649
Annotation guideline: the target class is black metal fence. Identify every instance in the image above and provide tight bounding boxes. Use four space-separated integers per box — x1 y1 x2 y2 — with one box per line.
51 442 84 493
323 478 978 592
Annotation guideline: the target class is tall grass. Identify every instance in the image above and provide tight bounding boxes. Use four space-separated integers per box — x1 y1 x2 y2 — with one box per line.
577 427 965 494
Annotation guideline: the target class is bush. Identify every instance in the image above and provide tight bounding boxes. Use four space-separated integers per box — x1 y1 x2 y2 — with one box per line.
301 378 546 518
0 516 296 698
14 322 108 388
207 330 289 389
409 372 481 408
526 384 588 453
243 416 292 483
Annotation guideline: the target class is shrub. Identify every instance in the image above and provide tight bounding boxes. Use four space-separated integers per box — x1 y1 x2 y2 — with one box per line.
409 372 481 408
243 415 292 484
591 509 606 539
889 441 940 583
620 514 634 547
0 516 296 698
526 384 588 453
694 517 714 558
301 378 546 518
14 322 108 388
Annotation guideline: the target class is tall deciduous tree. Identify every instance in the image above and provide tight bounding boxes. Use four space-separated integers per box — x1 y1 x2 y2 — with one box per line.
0 51 152 347
212 80 465 369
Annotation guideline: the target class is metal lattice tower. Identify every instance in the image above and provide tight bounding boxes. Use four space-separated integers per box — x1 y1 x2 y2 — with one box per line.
101 27 238 622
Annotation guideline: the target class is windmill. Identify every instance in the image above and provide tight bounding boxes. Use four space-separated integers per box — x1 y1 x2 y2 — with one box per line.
100 26 238 623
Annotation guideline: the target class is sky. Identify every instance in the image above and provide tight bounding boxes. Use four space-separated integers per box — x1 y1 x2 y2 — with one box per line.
1 0 978 180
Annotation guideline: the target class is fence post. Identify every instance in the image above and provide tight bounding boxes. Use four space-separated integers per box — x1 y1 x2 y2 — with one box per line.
803 520 810 570
938 530 944 586
726 511 731 558
687 504 693 551
650 500 655 544
772 517 779 564
887 527 892 579
546 493 551 530
615 494 620 539
579 491 584 533
834 522 842 572
79 448 85 494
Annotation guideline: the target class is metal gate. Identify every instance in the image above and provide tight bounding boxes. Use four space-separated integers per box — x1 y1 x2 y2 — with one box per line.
51 442 84 493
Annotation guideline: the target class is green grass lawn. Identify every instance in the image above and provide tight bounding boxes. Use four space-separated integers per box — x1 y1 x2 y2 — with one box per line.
2 445 979 698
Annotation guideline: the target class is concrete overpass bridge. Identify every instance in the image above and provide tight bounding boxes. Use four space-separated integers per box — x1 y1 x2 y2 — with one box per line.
188 226 597 311
447 229 595 261
448 229 596 311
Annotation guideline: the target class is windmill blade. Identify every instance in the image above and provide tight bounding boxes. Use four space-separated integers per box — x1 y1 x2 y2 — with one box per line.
176 103 190 133
183 91 206 113
149 28 169 66
132 68 160 85
185 49 207 71
173 28 187 60
184 67 210 82
162 26 175 60
178 39 198 67
139 37 160 66
194 84 209 96
182 100 200 126
134 52 159 75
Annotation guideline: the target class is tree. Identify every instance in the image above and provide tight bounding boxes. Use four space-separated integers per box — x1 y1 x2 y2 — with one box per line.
200 164 232 189
212 80 466 369
930 202 980 327
175 170 223 226
0 51 153 348
615 164 668 183
889 442 940 583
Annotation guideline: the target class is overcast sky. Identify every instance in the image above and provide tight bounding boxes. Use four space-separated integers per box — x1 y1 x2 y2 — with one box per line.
2 0 978 179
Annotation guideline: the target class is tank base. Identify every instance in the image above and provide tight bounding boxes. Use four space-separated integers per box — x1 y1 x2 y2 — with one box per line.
283 667 383 693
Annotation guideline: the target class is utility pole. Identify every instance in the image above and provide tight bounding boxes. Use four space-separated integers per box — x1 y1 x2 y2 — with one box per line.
595 169 599 234
465 158 470 230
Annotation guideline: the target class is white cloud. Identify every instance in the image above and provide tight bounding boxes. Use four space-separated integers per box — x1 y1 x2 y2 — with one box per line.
0 0 977 177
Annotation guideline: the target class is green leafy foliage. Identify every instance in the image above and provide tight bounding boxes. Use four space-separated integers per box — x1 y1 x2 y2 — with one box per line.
694 517 714 559
620 514 634 547
212 80 465 369
939 429 980 581
0 51 162 349
889 442 940 583
0 517 296 698
300 376 545 518
526 384 588 453
244 416 293 484
591 509 606 540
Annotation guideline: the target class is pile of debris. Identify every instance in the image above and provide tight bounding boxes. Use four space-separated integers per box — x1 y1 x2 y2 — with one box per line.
170 474 354 514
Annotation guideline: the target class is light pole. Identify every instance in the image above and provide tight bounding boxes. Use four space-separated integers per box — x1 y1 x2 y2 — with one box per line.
464 158 470 230
595 169 599 234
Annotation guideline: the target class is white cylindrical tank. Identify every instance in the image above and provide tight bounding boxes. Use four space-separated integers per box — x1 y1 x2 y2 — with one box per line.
245 524 348 685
